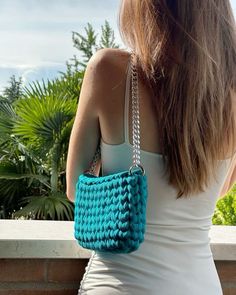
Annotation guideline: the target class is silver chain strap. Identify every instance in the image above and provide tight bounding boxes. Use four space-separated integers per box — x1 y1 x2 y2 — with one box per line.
129 52 145 175
86 52 145 176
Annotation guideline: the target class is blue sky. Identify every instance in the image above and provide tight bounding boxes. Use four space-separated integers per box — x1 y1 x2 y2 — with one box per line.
0 0 236 93
0 0 122 93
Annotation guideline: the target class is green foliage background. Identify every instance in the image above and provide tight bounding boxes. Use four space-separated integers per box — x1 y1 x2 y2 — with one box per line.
212 184 236 225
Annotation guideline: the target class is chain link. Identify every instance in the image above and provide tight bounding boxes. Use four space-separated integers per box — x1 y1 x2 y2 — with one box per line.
130 52 141 167
86 51 143 175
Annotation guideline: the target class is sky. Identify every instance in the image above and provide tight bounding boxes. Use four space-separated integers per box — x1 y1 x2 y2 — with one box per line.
0 0 236 94
0 0 122 93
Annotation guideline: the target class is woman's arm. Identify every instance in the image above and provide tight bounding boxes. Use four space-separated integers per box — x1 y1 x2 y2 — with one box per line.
66 49 108 203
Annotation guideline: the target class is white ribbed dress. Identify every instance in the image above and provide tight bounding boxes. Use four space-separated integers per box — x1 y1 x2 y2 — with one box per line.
77 61 233 295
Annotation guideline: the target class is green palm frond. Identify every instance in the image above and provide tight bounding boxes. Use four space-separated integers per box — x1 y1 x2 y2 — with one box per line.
23 80 47 98
0 172 48 181
13 192 74 220
0 157 49 197
23 73 82 102
0 101 18 135
13 95 77 144
0 179 22 206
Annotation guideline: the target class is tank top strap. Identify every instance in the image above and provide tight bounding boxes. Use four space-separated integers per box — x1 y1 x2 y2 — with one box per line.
124 57 132 144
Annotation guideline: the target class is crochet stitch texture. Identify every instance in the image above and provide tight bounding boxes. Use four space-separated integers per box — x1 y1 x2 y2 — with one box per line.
74 169 148 253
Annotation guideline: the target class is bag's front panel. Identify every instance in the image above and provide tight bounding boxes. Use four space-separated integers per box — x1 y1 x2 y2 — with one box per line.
74 171 148 253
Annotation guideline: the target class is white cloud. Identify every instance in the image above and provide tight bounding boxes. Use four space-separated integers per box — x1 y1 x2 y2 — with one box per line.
21 68 38 86
0 30 77 65
0 0 122 65
0 0 121 24
0 62 66 93
0 0 122 92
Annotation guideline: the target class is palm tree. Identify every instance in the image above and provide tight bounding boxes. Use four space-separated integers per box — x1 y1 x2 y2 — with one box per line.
0 101 49 218
0 72 81 220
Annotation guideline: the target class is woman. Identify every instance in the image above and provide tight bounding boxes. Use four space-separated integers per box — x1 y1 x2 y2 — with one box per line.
66 0 236 294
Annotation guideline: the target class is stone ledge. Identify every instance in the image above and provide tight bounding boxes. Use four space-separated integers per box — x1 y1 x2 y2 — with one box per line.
0 220 235 260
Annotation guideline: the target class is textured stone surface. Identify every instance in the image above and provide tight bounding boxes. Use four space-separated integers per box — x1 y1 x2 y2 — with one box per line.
0 220 235 260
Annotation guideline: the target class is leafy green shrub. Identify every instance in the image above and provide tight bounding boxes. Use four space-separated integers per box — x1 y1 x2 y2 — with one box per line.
212 183 236 225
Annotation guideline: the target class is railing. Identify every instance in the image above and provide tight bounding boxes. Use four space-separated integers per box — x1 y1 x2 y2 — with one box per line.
0 220 235 294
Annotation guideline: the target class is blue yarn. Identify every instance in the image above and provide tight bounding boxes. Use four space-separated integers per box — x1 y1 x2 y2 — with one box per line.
74 169 148 253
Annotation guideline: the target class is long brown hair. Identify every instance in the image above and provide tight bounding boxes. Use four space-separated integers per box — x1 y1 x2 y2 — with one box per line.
118 0 236 198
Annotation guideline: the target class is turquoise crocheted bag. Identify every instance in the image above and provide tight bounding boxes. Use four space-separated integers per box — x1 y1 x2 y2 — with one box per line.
74 167 147 253
74 53 148 253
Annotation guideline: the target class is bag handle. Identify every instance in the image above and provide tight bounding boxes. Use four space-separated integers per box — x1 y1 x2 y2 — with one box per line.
85 52 145 176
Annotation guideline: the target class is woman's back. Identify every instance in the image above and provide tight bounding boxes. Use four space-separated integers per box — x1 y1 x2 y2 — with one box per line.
99 49 164 156
77 50 234 295
99 48 235 161
100 48 233 225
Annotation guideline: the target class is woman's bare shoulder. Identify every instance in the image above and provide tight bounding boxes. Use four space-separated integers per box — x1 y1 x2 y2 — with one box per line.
82 48 131 108
91 48 131 65
88 48 131 80
78 48 131 122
